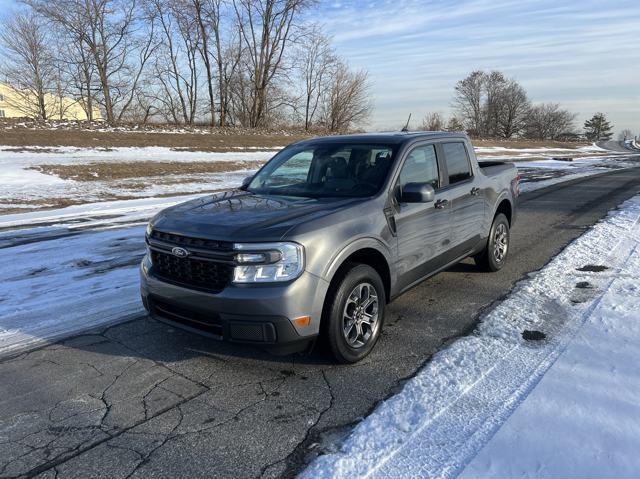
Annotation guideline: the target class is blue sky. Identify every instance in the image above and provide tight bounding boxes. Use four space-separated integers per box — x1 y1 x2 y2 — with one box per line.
316 0 639 134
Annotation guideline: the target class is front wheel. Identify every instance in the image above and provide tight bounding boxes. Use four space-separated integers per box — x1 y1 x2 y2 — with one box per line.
324 264 385 363
474 213 510 272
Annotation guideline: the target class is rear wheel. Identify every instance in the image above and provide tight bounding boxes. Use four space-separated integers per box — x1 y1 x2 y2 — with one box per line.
323 264 385 363
474 213 510 272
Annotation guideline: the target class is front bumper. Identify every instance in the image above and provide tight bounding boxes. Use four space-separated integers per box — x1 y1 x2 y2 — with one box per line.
140 255 329 348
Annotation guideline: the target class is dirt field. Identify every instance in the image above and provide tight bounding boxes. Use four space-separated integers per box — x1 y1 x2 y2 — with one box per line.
0 120 311 150
473 139 590 149
30 160 265 181
0 119 589 151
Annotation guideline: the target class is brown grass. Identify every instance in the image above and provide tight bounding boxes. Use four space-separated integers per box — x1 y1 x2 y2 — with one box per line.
29 160 265 181
472 139 589 149
0 197 92 215
0 119 589 152
0 127 310 150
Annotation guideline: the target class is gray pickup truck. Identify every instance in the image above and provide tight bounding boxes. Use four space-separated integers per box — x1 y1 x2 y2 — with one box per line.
141 132 518 362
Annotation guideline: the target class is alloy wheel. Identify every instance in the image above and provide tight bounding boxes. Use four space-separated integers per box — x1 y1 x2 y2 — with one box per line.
342 282 380 348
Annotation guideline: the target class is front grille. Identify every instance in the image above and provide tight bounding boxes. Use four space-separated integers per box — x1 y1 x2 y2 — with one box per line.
151 249 232 293
150 230 232 251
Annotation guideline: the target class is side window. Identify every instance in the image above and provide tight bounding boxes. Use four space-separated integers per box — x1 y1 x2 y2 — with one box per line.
398 144 439 195
442 142 472 184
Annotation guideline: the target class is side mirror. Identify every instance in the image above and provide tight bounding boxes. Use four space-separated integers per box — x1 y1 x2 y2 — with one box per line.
400 182 435 203
240 176 252 190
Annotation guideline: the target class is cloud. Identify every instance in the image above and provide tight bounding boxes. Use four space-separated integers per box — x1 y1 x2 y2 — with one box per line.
316 0 640 132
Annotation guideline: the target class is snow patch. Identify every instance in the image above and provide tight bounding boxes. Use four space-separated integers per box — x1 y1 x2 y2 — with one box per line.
0 226 146 357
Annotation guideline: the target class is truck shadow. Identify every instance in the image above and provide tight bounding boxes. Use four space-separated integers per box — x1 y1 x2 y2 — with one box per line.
63 314 338 368
444 258 487 274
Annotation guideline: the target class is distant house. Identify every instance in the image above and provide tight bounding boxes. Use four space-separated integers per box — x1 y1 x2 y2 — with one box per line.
0 83 102 121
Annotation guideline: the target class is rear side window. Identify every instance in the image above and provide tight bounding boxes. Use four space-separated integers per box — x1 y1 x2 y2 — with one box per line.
442 142 472 184
398 144 439 194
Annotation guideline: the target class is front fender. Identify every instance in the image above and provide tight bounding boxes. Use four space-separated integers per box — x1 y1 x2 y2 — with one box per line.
321 236 395 287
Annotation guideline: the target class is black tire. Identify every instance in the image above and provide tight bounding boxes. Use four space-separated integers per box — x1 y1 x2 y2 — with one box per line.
474 213 510 272
323 264 386 363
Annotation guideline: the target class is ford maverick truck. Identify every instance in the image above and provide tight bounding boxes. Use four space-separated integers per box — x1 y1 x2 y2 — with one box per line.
141 132 519 362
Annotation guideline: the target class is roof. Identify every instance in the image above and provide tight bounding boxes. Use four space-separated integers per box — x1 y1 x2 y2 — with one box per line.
295 131 468 147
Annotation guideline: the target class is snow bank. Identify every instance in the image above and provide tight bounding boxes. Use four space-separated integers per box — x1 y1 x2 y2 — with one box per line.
302 194 640 479
461 241 640 477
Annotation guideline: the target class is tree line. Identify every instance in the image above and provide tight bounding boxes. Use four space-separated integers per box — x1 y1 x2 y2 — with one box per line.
0 0 372 131
438 70 617 141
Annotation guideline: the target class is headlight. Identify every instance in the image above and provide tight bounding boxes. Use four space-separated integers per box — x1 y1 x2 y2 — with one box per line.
233 242 304 283
146 221 153 237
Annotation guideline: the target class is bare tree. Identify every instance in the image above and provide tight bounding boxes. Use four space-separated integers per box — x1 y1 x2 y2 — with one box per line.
322 61 372 132
232 0 311 127
420 112 445 131
191 0 216 125
453 70 533 139
452 70 484 137
296 25 335 130
0 11 57 119
146 0 201 125
29 0 158 124
482 71 507 137
618 129 633 141
49 21 100 122
193 0 242 127
497 79 530 138
525 103 576 140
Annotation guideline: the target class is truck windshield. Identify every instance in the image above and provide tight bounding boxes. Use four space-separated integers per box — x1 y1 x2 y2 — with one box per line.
247 143 397 198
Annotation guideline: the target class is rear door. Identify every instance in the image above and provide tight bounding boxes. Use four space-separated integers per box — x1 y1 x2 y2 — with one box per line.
392 143 452 291
439 141 485 259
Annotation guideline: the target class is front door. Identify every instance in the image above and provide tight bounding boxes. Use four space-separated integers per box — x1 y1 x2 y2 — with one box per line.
393 144 451 291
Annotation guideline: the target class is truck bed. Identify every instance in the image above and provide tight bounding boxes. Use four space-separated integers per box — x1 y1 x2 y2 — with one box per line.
478 160 516 177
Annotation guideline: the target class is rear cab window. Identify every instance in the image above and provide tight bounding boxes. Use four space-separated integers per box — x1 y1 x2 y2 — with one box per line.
442 142 472 184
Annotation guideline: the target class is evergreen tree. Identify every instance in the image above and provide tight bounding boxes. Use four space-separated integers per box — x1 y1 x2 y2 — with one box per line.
445 116 465 132
584 113 613 141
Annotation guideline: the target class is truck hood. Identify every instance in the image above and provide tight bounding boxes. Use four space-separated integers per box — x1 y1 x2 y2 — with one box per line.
151 190 362 241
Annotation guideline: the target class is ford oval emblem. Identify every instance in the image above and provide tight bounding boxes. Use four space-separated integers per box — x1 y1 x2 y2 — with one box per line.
171 247 190 258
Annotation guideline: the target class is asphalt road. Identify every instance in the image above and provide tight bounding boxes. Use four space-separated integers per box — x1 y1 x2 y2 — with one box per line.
2 167 640 479
598 139 640 153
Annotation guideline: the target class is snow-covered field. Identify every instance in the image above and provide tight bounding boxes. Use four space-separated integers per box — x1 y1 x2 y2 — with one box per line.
474 143 605 157
0 146 279 211
0 142 629 211
0 142 638 221
303 194 640 479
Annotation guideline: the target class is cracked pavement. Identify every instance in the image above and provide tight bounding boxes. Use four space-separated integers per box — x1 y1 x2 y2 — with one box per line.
2 168 640 479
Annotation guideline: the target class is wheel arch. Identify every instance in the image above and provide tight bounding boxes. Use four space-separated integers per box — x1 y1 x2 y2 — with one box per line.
494 197 513 225
323 239 393 304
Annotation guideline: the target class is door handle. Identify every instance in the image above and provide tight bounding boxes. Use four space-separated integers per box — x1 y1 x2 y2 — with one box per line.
434 199 449 209
470 187 480 196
